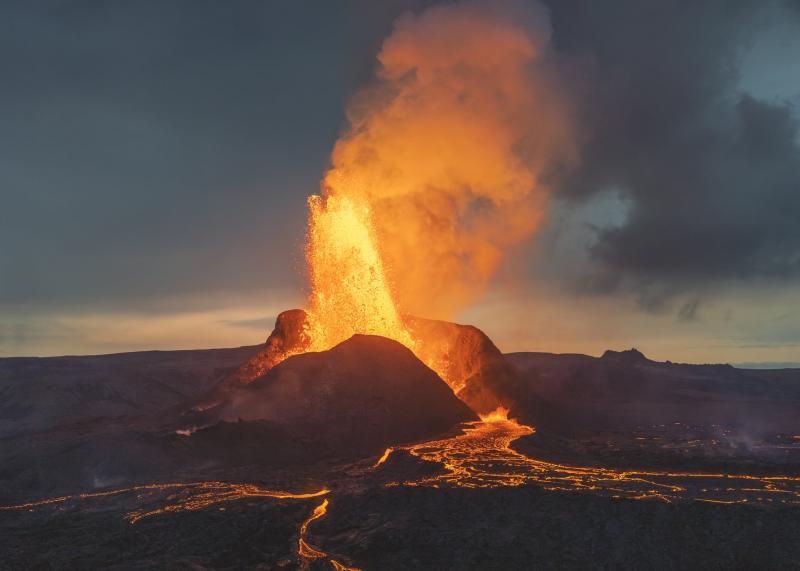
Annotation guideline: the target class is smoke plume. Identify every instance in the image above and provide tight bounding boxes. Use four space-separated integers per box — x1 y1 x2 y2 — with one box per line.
320 0 576 319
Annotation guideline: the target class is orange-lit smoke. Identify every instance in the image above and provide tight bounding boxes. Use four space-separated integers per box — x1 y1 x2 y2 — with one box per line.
306 0 575 353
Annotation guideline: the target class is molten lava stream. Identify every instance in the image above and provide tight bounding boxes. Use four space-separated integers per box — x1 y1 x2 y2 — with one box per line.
0 482 330 524
372 413 800 506
372 447 394 469
297 498 362 571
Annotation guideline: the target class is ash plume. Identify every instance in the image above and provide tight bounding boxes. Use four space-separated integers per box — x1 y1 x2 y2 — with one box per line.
319 0 577 319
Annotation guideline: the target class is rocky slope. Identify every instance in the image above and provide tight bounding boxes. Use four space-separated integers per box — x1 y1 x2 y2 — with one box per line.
404 315 517 414
505 348 800 434
0 345 262 438
0 333 476 499
214 334 477 455
218 309 518 415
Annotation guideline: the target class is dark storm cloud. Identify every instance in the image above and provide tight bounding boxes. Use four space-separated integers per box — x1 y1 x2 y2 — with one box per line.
542 0 800 304
0 0 427 312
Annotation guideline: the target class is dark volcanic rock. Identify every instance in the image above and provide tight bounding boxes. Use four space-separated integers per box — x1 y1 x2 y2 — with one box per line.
0 494 310 569
403 315 518 414
0 345 263 438
3 337 800 570
0 345 265 498
224 309 313 387
600 347 649 364
0 331 479 499
226 309 519 415
506 349 800 436
217 334 477 456
190 309 313 411
316 486 800 571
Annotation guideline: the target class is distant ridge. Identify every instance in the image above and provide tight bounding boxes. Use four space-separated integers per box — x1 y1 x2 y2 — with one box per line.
734 362 800 370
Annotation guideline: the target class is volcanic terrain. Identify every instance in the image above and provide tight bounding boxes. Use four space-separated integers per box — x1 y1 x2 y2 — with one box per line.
2 315 800 570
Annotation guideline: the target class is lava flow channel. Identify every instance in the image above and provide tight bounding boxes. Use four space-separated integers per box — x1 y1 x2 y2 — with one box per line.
297 498 362 571
0 481 329 524
376 415 800 506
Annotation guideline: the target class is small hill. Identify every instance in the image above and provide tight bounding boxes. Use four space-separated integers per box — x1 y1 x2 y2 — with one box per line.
220 309 520 415
216 334 477 455
505 350 800 435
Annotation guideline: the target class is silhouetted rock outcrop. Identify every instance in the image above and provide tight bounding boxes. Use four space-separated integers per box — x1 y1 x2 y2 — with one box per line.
224 309 313 387
600 348 649 363
217 334 477 455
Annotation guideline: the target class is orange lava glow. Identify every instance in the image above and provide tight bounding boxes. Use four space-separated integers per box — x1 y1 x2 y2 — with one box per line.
125 483 329 525
305 193 416 356
0 481 329 524
378 418 800 505
297 498 362 571
479 406 510 423
372 447 394 469
2 482 362 569
304 192 459 386
312 0 575 322
299 498 329 547
293 0 576 391
5 420 800 570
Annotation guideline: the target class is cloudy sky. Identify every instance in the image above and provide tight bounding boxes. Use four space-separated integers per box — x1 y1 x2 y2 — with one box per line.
2 0 799 364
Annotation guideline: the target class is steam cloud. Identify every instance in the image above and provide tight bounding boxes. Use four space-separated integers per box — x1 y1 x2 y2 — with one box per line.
322 0 576 319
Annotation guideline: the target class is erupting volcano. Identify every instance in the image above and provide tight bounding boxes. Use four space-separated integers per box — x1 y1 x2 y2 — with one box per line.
4 1 800 569
262 0 576 394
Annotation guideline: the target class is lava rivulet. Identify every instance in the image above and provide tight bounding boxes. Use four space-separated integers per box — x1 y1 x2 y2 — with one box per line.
297 498 330 561
0 481 329 524
125 483 329 525
297 498 362 571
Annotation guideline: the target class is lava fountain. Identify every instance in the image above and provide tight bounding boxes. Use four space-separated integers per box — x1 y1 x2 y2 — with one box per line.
304 193 415 355
295 0 576 392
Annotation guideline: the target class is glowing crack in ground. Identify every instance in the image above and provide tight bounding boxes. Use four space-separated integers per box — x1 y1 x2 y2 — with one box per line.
377 417 800 506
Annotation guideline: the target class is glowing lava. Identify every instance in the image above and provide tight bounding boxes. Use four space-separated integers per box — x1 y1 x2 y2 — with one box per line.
289 0 577 391
0 481 329 524
304 192 464 387
5 420 800 570
297 498 362 571
298 498 329 560
372 446 394 469
305 193 415 356
380 417 800 505
125 483 329 525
